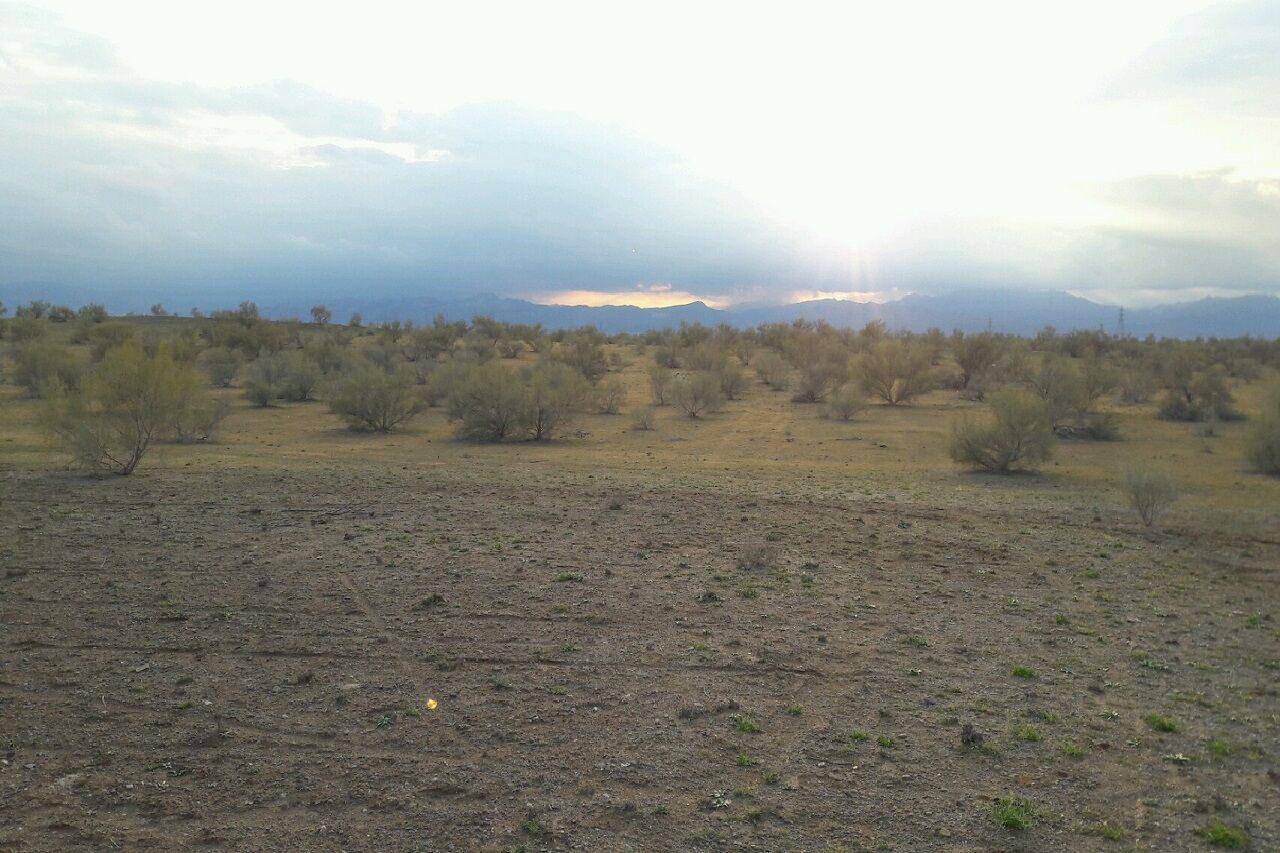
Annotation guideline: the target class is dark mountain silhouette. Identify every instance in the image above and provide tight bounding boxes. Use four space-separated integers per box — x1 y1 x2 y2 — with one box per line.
4 282 1278 337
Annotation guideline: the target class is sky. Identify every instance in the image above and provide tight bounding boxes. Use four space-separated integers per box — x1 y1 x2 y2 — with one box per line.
2 0 1279 310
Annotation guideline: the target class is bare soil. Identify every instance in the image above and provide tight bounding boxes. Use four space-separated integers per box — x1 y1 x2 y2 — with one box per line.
2 455 1276 851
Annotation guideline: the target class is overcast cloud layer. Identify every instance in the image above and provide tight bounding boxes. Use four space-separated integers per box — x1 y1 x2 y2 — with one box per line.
1 1 1279 309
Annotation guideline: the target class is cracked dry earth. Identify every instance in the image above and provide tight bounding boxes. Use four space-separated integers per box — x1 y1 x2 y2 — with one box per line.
1 463 1277 851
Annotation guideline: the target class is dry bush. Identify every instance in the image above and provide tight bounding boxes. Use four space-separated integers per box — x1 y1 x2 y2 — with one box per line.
522 362 589 440
857 339 933 405
717 363 748 400
953 332 1004 389
822 385 865 421
12 342 85 397
1245 384 1280 475
43 341 206 475
648 364 673 405
170 394 230 443
279 352 322 402
672 372 725 418
10 316 48 343
88 323 139 361
446 361 528 440
244 353 289 406
788 342 849 403
1121 465 1180 527
328 365 421 432
736 540 778 571
949 389 1054 473
200 347 244 387
753 349 790 391
630 406 656 431
594 375 626 414
1157 365 1242 422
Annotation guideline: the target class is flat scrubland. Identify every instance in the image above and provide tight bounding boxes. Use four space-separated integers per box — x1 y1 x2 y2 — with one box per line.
1 314 1277 851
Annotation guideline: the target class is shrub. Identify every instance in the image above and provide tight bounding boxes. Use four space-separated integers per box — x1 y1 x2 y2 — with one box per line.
10 316 48 343
447 361 527 440
42 342 205 475
328 366 421 432
1245 384 1280 475
648 365 673 405
200 347 244 387
594 375 626 414
717 363 748 400
823 385 865 420
279 351 322 402
788 342 849 403
630 406 656 431
310 304 331 325
12 342 85 397
753 350 790 391
170 393 230 443
953 332 1003 389
1158 364 1241 422
48 305 76 323
522 362 589 440
1122 465 1179 527
857 339 932 405
949 390 1054 473
88 323 139 361
77 303 108 324
244 353 289 406
672 372 725 418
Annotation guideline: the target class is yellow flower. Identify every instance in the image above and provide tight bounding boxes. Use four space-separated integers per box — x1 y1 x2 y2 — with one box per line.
426 698 438 711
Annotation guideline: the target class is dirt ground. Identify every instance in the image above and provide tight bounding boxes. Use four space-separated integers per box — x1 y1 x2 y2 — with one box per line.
1 450 1276 851
1 350 1278 851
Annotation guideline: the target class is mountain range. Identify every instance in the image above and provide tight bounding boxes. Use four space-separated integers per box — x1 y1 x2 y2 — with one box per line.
4 283 1279 338
261 289 1280 338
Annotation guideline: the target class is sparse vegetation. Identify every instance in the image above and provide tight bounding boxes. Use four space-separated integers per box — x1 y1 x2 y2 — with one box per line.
949 390 1054 473
1122 465 1180 527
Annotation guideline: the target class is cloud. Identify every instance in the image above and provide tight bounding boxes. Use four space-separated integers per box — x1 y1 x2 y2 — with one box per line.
1 1 1279 309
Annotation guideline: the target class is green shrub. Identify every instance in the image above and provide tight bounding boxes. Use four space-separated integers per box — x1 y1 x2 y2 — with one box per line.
949 390 1054 472
672 372 725 417
244 353 289 406
1122 466 1180 527
88 323 139 361
12 342 85 397
648 364 673 405
594 375 626 414
328 365 421 432
522 362 589 439
446 361 527 440
822 385 865 421
753 349 790 391
1245 384 1280 475
857 339 933 405
43 342 206 475
200 347 244 387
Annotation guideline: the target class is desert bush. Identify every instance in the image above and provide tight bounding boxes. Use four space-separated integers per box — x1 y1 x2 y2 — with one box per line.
672 372 725 418
823 385 865 421
170 393 230 443
42 341 205 475
789 343 849 403
858 339 932 405
557 337 608 381
279 352 323 402
594 375 626 414
1157 365 1241 422
200 347 244 387
13 342 85 396
16 300 51 319
754 349 790 391
1245 384 1280 475
953 332 1003 389
10 316 48 343
717 363 748 400
88 323 138 361
244 353 289 405
630 406 656 431
328 365 421 432
48 305 76 323
949 389 1054 473
522 362 589 439
1117 361 1156 404
1121 465 1180 527
446 361 526 440
648 365 673 405
310 304 331 325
